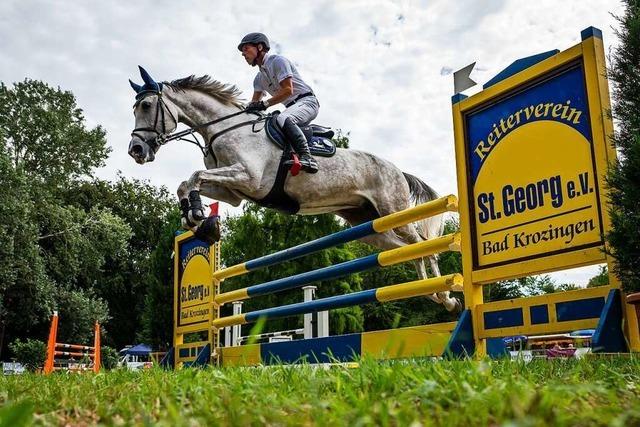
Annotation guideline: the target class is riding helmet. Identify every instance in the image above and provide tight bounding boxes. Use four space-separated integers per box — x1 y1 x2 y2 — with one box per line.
238 32 270 51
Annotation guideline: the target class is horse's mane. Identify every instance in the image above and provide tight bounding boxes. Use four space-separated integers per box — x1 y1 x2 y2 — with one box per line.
164 75 244 108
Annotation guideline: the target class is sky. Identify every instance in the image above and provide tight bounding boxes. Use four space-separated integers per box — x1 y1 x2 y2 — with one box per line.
0 0 625 285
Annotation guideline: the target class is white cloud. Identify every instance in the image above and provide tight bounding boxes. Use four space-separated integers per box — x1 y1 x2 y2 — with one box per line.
0 0 625 285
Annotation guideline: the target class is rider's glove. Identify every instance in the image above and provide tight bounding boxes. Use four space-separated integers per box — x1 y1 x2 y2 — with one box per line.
245 100 268 112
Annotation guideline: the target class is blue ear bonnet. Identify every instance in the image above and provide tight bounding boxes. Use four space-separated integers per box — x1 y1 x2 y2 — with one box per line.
129 66 163 100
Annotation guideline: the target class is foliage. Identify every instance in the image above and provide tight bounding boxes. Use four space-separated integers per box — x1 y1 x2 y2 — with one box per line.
0 79 125 357
100 346 119 370
138 208 182 350
607 0 640 293
587 265 610 287
1 358 639 425
332 129 350 149
8 338 46 372
0 79 178 358
437 217 463 275
0 79 110 187
220 204 364 335
484 275 577 302
56 289 109 344
63 176 179 350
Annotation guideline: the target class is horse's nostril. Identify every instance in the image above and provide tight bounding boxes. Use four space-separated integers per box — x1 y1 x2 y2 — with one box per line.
131 144 143 155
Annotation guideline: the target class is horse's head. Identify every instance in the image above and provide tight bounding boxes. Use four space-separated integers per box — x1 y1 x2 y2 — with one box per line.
128 66 179 164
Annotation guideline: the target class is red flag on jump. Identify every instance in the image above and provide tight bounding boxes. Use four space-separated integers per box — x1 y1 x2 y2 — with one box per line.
209 202 219 217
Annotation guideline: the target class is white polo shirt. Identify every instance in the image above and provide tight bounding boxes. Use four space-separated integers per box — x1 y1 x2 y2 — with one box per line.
253 53 314 106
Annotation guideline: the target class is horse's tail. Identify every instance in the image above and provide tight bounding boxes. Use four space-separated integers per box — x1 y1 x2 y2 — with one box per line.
403 172 445 240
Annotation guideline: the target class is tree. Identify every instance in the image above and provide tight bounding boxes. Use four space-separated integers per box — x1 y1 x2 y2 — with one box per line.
484 275 577 303
220 204 364 336
0 78 181 356
8 339 46 372
63 176 179 350
587 265 610 288
138 208 182 350
0 142 55 354
0 79 110 187
0 80 130 357
607 0 640 293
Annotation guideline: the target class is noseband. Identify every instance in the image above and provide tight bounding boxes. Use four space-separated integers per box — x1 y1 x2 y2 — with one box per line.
131 90 266 157
131 91 178 153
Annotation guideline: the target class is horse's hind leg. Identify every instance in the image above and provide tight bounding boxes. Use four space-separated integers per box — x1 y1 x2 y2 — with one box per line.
336 208 443 307
390 222 460 312
392 224 455 308
365 193 461 312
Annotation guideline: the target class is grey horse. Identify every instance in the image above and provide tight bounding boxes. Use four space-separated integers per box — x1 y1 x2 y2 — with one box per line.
128 67 460 312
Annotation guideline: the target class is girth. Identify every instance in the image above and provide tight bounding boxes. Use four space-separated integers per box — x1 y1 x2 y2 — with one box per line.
249 141 300 215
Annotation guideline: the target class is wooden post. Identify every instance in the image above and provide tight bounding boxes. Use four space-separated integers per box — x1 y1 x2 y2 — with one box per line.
43 311 59 375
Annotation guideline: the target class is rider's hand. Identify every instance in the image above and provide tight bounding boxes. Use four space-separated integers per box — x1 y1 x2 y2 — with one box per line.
245 100 268 112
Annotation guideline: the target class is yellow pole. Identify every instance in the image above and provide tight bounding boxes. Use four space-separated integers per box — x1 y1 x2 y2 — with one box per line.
373 195 458 232
376 274 463 302
378 233 461 266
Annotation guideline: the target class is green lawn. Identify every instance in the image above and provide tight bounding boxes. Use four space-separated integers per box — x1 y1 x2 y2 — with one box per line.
1 357 639 426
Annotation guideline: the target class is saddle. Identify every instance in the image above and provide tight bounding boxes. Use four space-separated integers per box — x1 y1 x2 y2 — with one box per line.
251 112 337 215
265 113 337 157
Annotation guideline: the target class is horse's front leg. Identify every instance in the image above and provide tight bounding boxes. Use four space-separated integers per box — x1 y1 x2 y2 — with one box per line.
177 163 256 229
178 182 243 208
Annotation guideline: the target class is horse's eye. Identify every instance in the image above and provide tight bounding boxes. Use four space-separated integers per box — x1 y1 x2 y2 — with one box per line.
141 101 152 110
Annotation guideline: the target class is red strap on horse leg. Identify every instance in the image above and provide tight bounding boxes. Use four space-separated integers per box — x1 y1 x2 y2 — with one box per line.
290 153 301 176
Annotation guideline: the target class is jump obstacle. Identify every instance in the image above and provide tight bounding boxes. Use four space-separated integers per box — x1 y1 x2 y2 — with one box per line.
162 28 640 368
224 286 328 347
44 311 101 374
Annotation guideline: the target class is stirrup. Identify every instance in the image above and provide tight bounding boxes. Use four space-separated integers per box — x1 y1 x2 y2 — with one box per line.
284 155 318 174
284 154 302 176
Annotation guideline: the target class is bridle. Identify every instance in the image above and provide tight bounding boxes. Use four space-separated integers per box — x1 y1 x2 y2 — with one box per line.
131 91 178 153
131 90 267 157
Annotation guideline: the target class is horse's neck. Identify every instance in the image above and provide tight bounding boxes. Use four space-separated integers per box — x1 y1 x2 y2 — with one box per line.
164 88 239 137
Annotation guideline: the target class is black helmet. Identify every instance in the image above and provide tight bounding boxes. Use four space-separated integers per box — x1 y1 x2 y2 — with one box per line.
238 32 270 51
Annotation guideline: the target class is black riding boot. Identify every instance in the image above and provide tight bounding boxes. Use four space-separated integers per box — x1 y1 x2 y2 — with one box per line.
282 118 319 174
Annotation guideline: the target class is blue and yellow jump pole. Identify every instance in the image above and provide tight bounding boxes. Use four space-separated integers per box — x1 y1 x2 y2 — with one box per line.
212 274 463 329
215 233 461 305
212 195 458 282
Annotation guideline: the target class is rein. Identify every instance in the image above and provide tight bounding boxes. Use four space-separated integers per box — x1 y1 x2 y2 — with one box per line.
131 91 267 157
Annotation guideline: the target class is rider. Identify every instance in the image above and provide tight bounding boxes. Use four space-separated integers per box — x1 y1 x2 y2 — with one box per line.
238 32 319 174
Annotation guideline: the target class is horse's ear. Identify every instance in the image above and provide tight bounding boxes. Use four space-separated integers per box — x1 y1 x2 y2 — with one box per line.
138 66 160 91
129 79 142 93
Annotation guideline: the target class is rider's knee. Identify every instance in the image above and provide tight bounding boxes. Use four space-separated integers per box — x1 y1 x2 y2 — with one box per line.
283 116 299 128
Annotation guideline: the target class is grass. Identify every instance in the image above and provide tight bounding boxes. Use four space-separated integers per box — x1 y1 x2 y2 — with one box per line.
1 357 639 426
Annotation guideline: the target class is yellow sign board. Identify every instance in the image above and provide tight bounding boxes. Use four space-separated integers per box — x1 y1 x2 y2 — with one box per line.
174 231 215 334
453 28 615 283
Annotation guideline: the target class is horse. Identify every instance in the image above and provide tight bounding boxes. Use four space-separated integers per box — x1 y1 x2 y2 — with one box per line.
127 66 460 312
